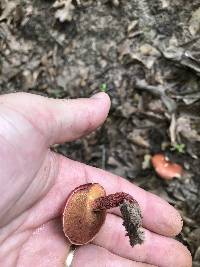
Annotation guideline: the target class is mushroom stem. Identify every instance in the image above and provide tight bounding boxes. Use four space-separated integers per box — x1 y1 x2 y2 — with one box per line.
92 192 145 246
92 192 135 210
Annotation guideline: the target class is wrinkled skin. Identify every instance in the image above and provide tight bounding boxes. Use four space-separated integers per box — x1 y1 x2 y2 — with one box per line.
0 92 192 267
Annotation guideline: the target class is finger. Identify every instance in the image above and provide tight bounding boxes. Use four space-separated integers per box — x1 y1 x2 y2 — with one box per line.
73 244 156 267
0 92 110 144
17 219 70 267
93 214 192 267
17 218 155 267
24 152 182 237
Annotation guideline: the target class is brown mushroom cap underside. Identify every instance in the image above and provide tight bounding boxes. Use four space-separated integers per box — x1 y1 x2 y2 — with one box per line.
63 183 106 245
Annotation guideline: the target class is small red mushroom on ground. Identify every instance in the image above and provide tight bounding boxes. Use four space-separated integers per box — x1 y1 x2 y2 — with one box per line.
151 154 183 180
62 183 144 247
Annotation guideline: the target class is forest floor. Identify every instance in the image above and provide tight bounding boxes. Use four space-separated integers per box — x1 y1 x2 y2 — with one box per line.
0 0 200 265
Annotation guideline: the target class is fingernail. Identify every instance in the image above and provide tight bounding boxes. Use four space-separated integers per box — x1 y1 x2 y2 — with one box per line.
90 92 107 99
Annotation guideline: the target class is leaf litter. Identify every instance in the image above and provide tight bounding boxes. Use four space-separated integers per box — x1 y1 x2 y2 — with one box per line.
0 0 200 264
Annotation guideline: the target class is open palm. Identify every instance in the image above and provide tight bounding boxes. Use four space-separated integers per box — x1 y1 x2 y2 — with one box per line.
0 92 191 267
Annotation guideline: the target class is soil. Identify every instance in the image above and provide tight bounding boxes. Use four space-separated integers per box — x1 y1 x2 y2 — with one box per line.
0 0 200 265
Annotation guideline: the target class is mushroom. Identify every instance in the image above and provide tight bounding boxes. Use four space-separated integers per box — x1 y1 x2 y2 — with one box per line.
151 154 183 180
62 183 144 247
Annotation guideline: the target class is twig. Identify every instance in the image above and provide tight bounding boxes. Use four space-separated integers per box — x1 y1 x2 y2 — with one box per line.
135 79 177 113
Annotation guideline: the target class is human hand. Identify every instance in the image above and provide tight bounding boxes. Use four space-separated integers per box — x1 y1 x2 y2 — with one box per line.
0 92 191 267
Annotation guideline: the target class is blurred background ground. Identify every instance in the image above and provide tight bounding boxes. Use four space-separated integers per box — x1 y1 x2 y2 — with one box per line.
0 0 200 265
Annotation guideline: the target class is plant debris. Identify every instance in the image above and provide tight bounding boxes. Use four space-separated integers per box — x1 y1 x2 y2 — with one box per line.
53 0 75 22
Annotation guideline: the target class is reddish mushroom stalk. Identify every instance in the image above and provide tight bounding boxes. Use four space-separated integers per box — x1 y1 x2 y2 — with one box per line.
92 192 135 210
62 183 144 247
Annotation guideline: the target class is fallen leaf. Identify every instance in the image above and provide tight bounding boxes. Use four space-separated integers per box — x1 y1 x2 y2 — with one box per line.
0 0 19 21
189 7 200 36
53 0 75 22
176 116 200 142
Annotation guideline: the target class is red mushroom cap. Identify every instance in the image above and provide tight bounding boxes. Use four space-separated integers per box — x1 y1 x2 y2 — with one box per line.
62 183 106 245
151 154 183 180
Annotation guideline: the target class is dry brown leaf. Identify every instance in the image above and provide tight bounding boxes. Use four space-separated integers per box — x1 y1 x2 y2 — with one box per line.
0 0 19 21
53 0 75 22
176 116 200 143
189 7 200 36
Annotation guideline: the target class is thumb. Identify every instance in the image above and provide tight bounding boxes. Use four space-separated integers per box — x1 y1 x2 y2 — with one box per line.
0 92 111 145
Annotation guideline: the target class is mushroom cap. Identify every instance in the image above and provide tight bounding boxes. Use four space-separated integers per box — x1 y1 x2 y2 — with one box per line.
62 183 106 245
151 154 183 180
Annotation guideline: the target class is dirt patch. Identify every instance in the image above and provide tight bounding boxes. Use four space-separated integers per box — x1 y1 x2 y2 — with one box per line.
0 0 200 264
